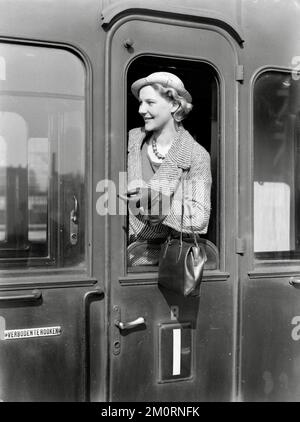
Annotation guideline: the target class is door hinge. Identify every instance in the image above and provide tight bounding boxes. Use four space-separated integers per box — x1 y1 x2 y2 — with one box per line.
235 64 244 82
236 237 246 255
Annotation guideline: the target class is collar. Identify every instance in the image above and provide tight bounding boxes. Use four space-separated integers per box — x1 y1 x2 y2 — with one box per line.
134 126 194 170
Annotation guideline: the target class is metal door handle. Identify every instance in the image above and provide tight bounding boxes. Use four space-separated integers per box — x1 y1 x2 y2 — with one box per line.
289 278 300 287
115 317 145 330
0 289 42 302
83 286 104 402
70 195 79 245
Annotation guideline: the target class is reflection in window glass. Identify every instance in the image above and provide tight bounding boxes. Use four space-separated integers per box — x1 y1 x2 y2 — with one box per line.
254 71 300 260
0 44 86 268
28 138 49 243
0 137 6 241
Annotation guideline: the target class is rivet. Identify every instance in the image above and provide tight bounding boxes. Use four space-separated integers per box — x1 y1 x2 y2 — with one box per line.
123 38 134 49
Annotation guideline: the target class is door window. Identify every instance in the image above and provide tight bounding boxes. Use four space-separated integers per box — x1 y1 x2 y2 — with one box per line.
253 71 300 261
0 44 86 269
126 56 219 271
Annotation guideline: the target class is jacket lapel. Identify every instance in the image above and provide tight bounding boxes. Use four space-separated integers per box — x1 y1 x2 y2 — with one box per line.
128 126 194 191
149 127 194 192
127 128 146 187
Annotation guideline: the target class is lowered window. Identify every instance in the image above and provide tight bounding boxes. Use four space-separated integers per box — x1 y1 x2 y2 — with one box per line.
126 56 220 271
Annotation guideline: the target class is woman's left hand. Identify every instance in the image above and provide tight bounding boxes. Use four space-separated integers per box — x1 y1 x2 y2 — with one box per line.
118 187 170 222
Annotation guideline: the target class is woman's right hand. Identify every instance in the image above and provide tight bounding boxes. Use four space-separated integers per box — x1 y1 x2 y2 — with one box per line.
117 188 145 216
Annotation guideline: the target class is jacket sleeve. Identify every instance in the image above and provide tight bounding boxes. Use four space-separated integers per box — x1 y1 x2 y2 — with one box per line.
163 146 212 234
128 128 140 151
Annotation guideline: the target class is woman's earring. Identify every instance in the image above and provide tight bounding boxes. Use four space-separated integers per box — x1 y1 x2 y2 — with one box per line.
174 121 181 131
174 112 182 125
172 104 181 125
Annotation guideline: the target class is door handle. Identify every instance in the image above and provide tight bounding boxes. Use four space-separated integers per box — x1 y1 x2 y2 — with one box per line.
0 289 42 302
289 278 300 287
115 317 145 330
70 195 79 245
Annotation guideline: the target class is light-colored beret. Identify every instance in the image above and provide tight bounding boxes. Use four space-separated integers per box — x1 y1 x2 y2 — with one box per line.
131 71 192 103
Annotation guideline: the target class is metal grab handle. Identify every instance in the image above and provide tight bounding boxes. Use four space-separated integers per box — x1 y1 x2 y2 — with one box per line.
289 278 300 287
115 317 145 330
83 287 104 402
0 289 42 302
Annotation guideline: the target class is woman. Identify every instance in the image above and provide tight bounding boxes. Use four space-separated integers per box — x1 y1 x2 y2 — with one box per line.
125 71 212 266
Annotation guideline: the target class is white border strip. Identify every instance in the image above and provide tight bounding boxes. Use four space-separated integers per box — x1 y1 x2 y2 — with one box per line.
172 328 181 375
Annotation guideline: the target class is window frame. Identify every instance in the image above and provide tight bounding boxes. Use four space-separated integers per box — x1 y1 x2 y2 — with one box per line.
125 54 221 275
251 66 300 270
0 40 91 274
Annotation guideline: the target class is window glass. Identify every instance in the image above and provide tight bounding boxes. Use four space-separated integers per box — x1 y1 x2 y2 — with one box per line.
0 136 6 241
254 71 300 261
126 56 219 271
0 44 86 268
28 137 49 243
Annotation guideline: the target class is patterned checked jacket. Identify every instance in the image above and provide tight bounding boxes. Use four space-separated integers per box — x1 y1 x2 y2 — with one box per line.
127 126 212 242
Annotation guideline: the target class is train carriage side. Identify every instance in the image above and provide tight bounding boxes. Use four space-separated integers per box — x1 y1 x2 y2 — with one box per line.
239 0 300 402
0 0 300 402
0 0 107 402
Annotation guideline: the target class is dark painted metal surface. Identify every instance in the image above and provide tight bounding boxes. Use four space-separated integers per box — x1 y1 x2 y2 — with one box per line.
237 0 300 403
0 0 299 403
0 284 103 401
107 15 238 401
100 0 245 44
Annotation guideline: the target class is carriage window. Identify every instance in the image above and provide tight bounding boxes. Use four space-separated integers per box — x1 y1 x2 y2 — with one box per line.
126 56 219 271
0 44 86 269
254 71 300 261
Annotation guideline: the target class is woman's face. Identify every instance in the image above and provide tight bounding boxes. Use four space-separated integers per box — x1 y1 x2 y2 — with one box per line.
138 85 177 132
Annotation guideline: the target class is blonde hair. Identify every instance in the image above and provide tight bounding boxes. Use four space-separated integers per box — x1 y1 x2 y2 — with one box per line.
151 83 193 122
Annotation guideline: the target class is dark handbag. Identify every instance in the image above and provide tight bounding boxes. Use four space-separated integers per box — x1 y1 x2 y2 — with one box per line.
158 172 207 297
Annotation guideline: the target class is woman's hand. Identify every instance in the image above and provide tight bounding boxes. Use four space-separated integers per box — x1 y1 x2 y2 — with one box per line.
118 187 170 223
117 188 145 215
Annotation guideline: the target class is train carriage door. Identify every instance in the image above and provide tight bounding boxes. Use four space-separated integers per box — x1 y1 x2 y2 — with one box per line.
104 12 241 401
0 43 103 402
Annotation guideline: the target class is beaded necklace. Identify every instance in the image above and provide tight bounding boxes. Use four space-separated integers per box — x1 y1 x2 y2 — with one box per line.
151 137 166 160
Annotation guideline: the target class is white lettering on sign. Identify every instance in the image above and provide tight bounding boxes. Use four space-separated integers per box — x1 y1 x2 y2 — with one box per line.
173 329 181 376
4 326 62 340
291 316 300 341
0 317 62 341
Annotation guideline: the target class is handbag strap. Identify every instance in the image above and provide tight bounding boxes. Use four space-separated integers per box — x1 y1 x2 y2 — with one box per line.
180 170 199 248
